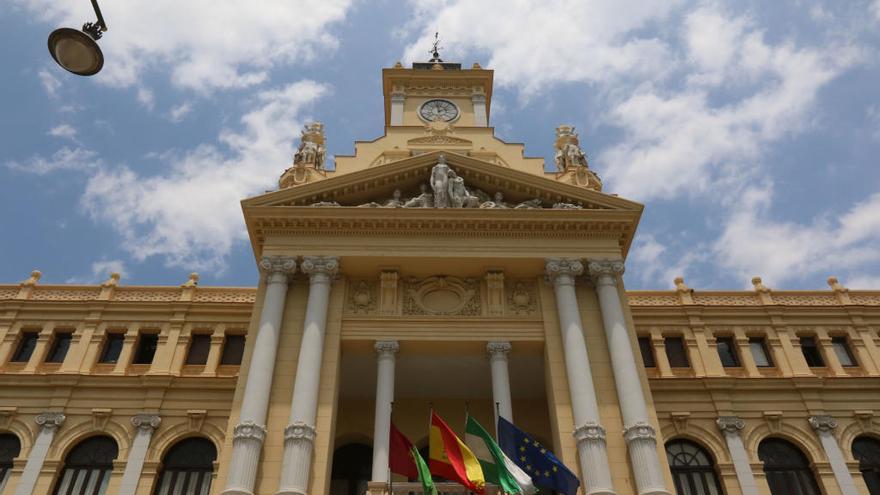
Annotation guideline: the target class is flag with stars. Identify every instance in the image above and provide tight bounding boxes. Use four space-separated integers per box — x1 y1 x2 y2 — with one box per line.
497 417 580 495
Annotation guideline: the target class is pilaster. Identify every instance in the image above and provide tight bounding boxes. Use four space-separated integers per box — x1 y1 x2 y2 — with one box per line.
14 412 65 495
809 415 858 495
716 416 758 495
119 414 161 495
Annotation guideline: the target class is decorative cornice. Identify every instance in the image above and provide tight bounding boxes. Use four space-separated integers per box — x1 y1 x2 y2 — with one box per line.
284 421 317 442
487 341 512 357
545 258 584 286
131 414 162 432
301 256 340 281
233 421 267 442
809 415 838 432
374 340 400 355
35 412 66 431
573 421 607 442
716 416 746 434
622 422 657 443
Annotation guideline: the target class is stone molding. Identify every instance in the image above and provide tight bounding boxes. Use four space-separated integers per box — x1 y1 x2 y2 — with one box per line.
544 258 583 286
35 412 66 431
716 416 746 434
131 414 162 431
573 422 607 441
809 415 839 432
233 421 267 442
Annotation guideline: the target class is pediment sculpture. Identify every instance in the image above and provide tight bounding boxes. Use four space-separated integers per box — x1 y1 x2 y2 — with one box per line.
553 125 603 191
279 122 328 188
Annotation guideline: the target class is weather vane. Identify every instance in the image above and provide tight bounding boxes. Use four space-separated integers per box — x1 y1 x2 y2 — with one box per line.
429 32 442 61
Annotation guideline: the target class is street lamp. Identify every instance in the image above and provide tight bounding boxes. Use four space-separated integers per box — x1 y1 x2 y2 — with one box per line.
47 0 108 76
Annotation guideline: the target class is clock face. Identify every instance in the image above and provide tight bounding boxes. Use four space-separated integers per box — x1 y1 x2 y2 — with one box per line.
419 99 459 122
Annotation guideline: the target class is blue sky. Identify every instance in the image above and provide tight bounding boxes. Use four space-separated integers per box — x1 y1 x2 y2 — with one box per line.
1 0 879 290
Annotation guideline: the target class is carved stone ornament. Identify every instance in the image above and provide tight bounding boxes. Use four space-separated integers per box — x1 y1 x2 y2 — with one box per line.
588 260 625 283
279 122 328 188
573 422 607 441
554 125 589 171
808 415 839 432
716 416 746 434
622 422 657 443
259 256 297 277
346 280 377 314
375 340 400 355
284 421 317 442
35 412 66 430
670 412 690 433
301 256 340 280
486 341 512 357
545 258 584 285
506 280 537 315
233 421 267 442
403 276 480 316
132 414 162 431
552 202 583 209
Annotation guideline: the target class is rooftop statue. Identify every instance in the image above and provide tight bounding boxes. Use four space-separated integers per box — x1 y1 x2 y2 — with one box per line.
554 125 603 191
279 122 327 188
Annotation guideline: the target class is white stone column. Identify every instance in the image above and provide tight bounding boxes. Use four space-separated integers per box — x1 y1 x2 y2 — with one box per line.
14 412 65 495
223 255 297 495
588 260 669 495
390 90 405 126
809 415 858 495
119 414 162 495
487 341 514 428
716 416 759 495
545 258 615 495
277 256 339 495
371 341 399 483
472 93 488 127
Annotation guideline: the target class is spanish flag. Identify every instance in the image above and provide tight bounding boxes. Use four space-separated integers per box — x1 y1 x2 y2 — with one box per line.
429 412 485 493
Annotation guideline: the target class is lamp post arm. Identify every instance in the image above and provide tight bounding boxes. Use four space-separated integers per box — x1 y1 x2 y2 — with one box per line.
90 0 108 31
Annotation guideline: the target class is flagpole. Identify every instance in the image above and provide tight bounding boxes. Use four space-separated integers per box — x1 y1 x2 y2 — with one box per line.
389 401 394 495
494 401 500 437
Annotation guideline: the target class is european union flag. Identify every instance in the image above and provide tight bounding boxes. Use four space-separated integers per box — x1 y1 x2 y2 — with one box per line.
497 416 580 495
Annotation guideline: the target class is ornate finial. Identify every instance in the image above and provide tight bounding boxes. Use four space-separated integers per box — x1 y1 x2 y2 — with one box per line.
751 276 769 293
393 60 403 68
828 276 848 293
674 276 691 293
21 270 42 286
182 272 199 287
280 122 327 189
472 62 482 69
429 32 443 62
102 272 120 287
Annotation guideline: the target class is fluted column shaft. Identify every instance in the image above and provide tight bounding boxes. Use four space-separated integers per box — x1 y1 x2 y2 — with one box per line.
119 414 162 495
545 258 615 495
488 341 514 429
810 416 858 495
371 341 399 483
14 412 65 495
716 416 758 495
589 260 669 495
277 256 339 495
224 256 297 495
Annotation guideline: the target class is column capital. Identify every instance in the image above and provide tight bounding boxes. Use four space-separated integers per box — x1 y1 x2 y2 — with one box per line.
284 421 317 442
233 421 268 442
471 93 486 103
573 421 607 441
301 256 340 281
131 414 162 432
716 416 746 434
809 415 838 432
374 340 399 355
487 341 512 357
35 412 65 431
545 258 584 286
622 421 657 442
259 256 297 278
588 259 625 285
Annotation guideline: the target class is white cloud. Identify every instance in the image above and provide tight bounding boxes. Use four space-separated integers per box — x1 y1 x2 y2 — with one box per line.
38 68 60 98
48 124 77 140
168 102 193 123
6 147 98 175
848 275 880 290
15 0 351 92
137 87 155 110
713 185 880 287
66 259 127 284
81 80 328 271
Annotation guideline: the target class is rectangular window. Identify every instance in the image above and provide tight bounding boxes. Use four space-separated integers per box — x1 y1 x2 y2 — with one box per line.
220 335 245 365
11 331 39 362
831 337 857 367
749 337 773 367
132 333 159 365
99 333 125 363
186 334 211 365
800 336 825 367
45 332 73 363
665 336 690 368
637 336 656 368
716 336 740 367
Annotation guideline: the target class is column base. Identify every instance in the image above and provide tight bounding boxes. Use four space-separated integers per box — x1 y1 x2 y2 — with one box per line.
275 490 307 495
222 490 254 495
585 490 617 495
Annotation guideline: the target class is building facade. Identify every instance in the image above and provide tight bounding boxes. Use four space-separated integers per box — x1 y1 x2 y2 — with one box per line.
1 57 879 495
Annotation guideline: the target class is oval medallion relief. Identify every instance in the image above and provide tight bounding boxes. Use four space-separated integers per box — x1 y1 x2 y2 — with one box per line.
421 288 462 313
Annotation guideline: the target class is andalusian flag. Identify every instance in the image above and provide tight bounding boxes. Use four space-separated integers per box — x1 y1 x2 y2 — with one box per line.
429 412 485 493
389 423 437 495
464 415 536 495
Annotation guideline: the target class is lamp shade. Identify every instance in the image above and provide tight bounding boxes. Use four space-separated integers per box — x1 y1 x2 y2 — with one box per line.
48 27 104 76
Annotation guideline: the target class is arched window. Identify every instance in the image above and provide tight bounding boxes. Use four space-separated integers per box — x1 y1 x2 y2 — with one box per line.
853 436 880 495
758 438 821 495
1 433 22 491
154 437 217 495
665 439 723 495
330 443 372 495
54 435 118 495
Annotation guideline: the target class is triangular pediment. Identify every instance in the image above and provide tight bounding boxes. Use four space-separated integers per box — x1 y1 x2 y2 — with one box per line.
244 151 641 211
